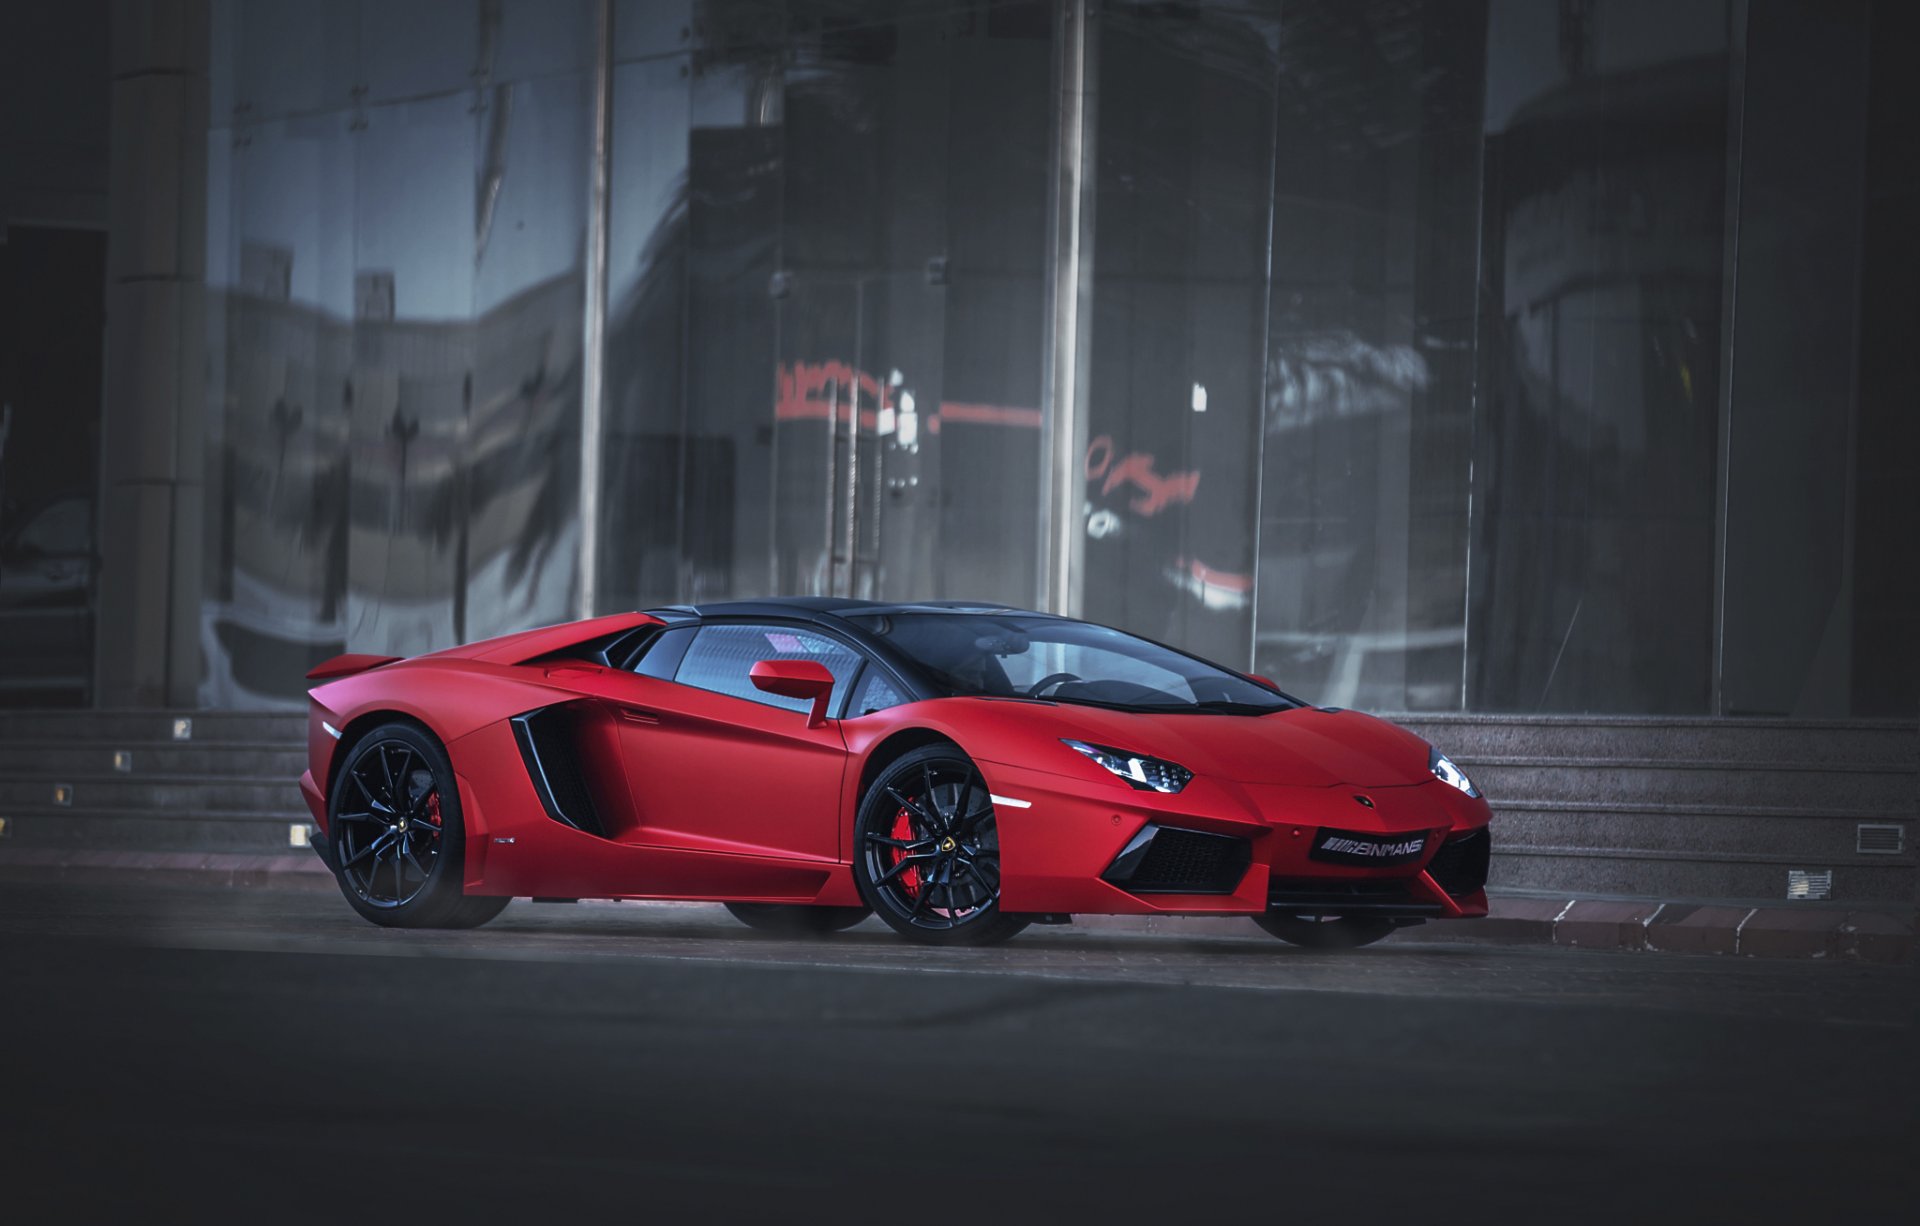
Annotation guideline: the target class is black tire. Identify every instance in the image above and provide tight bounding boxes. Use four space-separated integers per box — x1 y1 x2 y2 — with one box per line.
326 721 510 930
1252 913 1397 949
853 744 1029 947
723 902 871 935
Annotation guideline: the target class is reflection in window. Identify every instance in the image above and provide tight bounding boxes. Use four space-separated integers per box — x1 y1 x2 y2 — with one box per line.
673 624 860 715
848 668 908 717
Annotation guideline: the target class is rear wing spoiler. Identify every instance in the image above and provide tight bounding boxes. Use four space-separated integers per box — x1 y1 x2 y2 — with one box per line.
306 653 403 682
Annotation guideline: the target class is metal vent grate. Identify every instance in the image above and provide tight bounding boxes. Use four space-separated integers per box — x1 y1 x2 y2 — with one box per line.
1856 824 1905 856
1102 825 1251 894
1785 869 1833 901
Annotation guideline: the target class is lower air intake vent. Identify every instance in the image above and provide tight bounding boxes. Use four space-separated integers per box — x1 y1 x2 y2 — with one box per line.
1856 823 1905 855
1102 825 1251 894
512 706 606 837
1426 829 1491 897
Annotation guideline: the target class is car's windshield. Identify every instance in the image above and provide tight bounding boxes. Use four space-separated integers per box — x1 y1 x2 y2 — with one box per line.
845 613 1295 713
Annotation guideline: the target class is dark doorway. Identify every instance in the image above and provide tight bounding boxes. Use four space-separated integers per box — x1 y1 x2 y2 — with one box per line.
0 224 105 706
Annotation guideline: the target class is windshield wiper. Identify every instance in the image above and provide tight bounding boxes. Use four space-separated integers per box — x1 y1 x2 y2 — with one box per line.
1180 699 1290 716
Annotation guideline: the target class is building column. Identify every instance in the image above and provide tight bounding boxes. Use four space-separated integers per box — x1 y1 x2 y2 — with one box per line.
95 0 209 707
1037 0 1098 618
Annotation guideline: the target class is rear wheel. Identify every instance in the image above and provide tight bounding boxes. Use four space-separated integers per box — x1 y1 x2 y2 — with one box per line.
723 902 871 935
1252 913 1397 949
326 721 510 929
854 745 1029 946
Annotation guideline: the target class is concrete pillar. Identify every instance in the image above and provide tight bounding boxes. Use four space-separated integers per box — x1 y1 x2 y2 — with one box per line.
1715 0 1871 717
1037 0 1098 618
95 0 209 707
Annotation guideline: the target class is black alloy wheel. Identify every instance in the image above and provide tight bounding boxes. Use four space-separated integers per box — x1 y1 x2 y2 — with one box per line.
853 745 1029 946
327 721 510 929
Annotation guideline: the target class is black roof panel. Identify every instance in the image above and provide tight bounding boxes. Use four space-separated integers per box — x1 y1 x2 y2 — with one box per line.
643 597 1061 623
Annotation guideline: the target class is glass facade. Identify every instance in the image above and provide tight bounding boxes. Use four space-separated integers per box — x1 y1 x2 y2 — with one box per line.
186 0 1914 717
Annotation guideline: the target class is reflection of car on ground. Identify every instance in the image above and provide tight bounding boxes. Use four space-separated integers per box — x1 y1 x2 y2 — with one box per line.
0 494 94 703
302 599 1492 947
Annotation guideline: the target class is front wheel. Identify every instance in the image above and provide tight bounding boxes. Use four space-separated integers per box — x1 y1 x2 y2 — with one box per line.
326 721 510 930
853 745 1029 946
1252 913 1398 949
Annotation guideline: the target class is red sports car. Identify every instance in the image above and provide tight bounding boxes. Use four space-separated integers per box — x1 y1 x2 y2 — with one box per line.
299 599 1491 947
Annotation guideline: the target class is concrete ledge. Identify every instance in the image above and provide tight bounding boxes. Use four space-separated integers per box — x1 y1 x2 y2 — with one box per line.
1553 899 1664 950
0 852 1909 963
1645 904 1754 956
1387 893 1913 964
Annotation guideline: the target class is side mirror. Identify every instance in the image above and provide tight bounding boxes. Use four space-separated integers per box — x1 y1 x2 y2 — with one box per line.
1250 674 1282 693
749 659 835 727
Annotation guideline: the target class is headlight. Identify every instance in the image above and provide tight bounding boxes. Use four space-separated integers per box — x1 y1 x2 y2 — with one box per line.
1429 746 1479 797
1062 740 1193 793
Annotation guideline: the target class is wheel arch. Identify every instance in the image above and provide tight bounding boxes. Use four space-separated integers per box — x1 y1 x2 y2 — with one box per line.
854 727 964 813
325 709 445 799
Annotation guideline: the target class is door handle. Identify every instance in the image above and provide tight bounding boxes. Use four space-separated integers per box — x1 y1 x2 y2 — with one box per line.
616 707 660 725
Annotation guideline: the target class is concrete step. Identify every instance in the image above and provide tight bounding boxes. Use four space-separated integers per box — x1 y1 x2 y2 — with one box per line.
1464 757 1915 812
1487 847 1913 906
0 776 305 815
0 709 306 744
1393 714 1918 769
1487 803 1912 864
0 741 307 778
0 808 310 854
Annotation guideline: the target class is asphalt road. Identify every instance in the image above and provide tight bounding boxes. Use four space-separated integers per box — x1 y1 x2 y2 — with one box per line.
0 881 1911 1224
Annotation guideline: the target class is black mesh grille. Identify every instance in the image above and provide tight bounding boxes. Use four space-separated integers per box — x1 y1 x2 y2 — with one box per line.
1104 826 1251 894
512 706 605 837
1426 829 1490 896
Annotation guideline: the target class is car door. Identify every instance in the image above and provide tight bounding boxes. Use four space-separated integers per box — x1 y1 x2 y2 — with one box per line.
611 622 863 865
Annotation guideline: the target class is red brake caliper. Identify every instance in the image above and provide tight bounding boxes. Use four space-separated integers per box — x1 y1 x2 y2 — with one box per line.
890 807 920 897
424 791 443 839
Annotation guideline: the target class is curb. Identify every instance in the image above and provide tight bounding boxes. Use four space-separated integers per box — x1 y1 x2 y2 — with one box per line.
0 850 1910 964
1004 896 1916 964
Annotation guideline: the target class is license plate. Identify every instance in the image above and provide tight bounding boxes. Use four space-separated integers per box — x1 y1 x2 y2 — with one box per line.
1309 828 1430 867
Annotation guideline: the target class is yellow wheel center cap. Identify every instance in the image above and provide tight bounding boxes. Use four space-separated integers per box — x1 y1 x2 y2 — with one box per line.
940 836 957 853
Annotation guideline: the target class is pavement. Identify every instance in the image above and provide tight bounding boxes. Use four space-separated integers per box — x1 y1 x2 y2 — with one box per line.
3 847 1913 962
0 879 1912 1224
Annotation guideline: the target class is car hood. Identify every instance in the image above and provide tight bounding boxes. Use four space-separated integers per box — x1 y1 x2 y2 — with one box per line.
969 700 1432 788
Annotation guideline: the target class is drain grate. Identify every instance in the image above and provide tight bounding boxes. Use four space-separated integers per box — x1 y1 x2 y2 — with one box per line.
1785 869 1833 901
1856 823 1906 855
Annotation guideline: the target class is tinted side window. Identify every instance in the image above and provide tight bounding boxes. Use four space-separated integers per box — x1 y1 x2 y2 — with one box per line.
848 666 909 716
632 626 695 680
673 624 862 715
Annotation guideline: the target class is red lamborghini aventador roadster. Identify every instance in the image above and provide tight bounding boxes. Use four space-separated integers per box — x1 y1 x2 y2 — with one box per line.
299 599 1492 947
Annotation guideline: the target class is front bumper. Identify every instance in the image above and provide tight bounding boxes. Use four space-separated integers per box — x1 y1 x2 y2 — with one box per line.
978 759 1491 919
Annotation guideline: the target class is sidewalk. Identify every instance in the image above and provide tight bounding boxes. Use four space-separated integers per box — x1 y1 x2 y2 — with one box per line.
0 847 1911 964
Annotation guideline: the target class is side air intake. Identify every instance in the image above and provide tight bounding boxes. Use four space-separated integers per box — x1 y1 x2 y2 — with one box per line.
511 706 607 837
1101 824 1251 894
1426 829 1491 897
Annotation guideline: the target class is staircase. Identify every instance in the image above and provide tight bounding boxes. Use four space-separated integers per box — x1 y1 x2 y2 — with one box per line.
0 710 311 857
1393 715 1918 907
1 709 1914 909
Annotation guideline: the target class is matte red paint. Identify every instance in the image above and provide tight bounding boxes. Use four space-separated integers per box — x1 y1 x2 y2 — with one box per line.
300 613 1492 920
748 659 835 727
305 653 401 681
